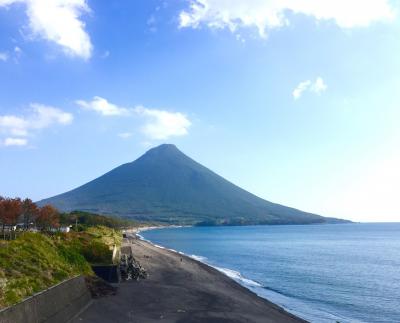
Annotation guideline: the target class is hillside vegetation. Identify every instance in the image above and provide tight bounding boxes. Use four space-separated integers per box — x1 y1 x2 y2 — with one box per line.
0 225 122 309
60 210 146 230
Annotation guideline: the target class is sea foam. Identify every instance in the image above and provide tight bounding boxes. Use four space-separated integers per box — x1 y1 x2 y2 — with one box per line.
213 266 262 287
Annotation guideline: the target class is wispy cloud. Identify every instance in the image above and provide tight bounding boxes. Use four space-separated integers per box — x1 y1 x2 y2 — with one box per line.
311 77 328 94
14 46 21 55
293 80 312 100
118 132 133 139
101 50 110 59
3 137 28 146
77 96 192 141
0 46 23 63
134 106 191 140
293 77 327 100
0 103 73 147
0 0 92 59
180 0 395 38
76 96 130 116
147 14 157 33
0 52 9 62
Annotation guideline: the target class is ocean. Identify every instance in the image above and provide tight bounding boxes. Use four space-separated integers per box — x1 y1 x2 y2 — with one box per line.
140 223 400 323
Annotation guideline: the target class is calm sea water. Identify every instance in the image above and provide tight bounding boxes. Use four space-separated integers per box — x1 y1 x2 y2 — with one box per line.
141 223 400 323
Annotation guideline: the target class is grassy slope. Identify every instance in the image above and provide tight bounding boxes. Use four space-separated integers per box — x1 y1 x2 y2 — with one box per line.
0 226 122 309
82 226 122 248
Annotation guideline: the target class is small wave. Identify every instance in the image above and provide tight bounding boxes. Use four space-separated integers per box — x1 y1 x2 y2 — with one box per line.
136 233 145 240
187 253 262 288
137 232 177 253
154 244 166 249
190 254 208 262
213 266 262 287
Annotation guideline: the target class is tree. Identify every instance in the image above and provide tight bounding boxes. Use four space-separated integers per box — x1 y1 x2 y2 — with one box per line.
0 198 22 239
36 205 60 232
21 198 39 230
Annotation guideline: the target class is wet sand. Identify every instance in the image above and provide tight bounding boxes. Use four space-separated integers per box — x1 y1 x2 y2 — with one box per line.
73 233 306 323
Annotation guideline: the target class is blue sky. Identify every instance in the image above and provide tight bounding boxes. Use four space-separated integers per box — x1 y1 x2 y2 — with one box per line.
1 0 400 222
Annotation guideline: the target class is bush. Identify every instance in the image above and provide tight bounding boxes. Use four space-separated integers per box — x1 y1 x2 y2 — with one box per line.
82 240 112 264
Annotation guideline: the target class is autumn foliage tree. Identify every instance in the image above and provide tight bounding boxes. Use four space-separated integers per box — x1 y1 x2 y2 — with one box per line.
36 205 60 232
0 197 61 237
0 197 22 239
0 198 21 227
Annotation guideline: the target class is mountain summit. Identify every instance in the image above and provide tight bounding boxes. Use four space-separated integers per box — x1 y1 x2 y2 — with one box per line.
39 144 344 225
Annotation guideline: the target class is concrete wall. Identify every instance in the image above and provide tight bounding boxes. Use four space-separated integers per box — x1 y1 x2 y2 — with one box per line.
91 265 120 283
0 275 91 323
111 244 120 264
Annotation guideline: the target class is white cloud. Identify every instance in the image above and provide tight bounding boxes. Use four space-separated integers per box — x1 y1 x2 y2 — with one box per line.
30 103 73 127
134 106 191 140
0 103 73 146
118 132 133 139
3 137 28 146
292 80 312 100
0 52 9 61
76 96 131 116
0 0 92 59
77 97 192 140
293 77 327 100
311 77 327 94
179 0 395 38
0 115 29 136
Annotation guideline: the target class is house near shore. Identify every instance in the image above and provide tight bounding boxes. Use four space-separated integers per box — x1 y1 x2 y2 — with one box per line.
59 225 72 233
49 225 72 233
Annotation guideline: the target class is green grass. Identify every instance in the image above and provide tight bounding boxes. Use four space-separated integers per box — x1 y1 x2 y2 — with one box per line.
0 233 92 308
85 226 122 248
63 226 122 265
0 226 121 308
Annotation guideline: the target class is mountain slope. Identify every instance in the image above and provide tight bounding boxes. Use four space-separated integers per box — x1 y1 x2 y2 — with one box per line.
38 144 345 225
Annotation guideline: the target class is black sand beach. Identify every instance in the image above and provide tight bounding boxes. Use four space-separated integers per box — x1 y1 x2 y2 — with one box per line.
73 233 306 323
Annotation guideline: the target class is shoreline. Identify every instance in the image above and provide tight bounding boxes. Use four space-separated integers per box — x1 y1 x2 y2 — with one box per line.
136 233 307 323
137 226 308 321
73 229 306 323
137 227 307 322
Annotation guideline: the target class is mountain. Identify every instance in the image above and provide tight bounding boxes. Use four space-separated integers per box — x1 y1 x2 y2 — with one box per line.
38 144 346 225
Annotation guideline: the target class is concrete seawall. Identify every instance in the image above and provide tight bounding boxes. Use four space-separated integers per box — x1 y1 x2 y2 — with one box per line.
91 265 120 284
0 275 91 323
